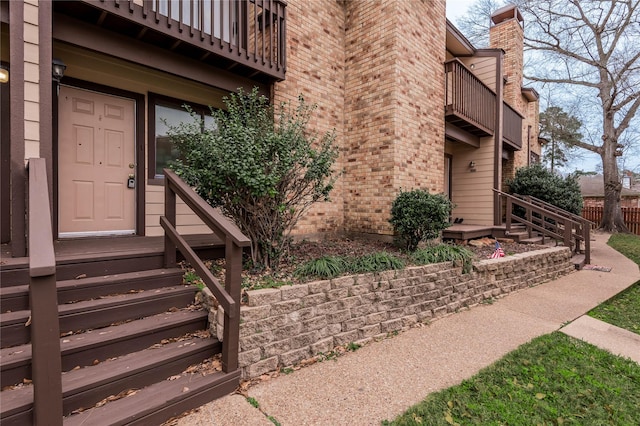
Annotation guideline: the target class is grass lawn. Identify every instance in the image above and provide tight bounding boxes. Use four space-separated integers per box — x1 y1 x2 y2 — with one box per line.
588 233 640 334
385 233 640 425
384 333 640 425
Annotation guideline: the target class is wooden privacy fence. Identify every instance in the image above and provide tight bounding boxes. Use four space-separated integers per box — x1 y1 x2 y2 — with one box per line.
582 207 640 235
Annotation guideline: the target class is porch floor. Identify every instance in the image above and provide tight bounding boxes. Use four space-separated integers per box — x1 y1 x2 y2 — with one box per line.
1 233 224 267
442 224 502 241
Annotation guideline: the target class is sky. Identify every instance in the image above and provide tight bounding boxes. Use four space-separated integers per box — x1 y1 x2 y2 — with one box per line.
445 0 610 174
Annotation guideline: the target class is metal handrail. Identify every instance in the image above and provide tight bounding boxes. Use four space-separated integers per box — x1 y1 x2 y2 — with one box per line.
161 168 250 372
27 158 63 425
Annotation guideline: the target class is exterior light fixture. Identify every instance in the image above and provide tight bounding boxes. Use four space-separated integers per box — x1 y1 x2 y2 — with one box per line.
0 67 8 83
52 59 66 82
469 161 476 172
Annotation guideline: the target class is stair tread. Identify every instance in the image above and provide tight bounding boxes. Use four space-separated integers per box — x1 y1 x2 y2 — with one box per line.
63 369 240 426
1 337 219 417
1 285 196 326
1 309 208 370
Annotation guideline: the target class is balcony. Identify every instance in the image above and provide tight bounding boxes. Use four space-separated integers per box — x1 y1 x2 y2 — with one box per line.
444 59 523 150
445 59 496 138
503 101 523 150
53 0 286 82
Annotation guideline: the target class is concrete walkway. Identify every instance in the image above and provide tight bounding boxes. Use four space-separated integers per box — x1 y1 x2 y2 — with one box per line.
174 232 640 426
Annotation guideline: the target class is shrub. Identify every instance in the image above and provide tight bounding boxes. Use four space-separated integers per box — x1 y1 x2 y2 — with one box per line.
167 87 338 270
389 189 453 251
294 256 348 279
506 164 583 215
411 244 474 274
350 252 405 273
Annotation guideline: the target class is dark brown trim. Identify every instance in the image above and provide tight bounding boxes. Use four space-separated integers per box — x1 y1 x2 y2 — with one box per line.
445 153 453 200
55 78 146 236
475 49 504 226
1 62 10 243
445 123 480 148
53 13 267 96
147 93 215 186
39 0 54 216
9 1 26 257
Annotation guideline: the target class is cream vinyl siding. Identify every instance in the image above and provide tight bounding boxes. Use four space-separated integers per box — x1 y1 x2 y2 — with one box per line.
448 136 495 226
460 56 496 92
55 43 228 236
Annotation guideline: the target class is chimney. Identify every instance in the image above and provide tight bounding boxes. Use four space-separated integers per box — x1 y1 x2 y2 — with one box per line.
489 5 524 107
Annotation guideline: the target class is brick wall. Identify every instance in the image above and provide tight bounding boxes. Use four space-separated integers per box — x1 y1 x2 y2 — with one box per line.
273 0 447 239
272 0 347 237
204 246 574 378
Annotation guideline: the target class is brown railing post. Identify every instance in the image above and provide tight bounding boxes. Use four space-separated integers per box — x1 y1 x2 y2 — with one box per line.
505 196 512 230
28 158 63 426
222 236 242 372
164 169 177 268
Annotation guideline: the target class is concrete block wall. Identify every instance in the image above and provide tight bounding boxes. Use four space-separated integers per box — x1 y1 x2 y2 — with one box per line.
205 246 574 378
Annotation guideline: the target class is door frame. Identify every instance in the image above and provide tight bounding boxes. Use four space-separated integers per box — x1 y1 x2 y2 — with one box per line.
54 78 146 238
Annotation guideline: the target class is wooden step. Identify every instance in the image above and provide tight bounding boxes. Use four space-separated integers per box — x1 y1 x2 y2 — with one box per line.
571 254 586 270
63 369 241 426
0 337 220 425
0 268 185 313
519 236 544 244
1 285 197 348
1 310 208 388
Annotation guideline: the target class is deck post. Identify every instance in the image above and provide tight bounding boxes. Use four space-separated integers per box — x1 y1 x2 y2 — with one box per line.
222 235 242 373
164 170 177 268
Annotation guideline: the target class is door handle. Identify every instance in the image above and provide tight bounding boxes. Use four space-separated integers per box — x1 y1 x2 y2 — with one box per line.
127 174 135 189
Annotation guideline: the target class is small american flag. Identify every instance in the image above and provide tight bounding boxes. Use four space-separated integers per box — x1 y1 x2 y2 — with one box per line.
490 240 505 259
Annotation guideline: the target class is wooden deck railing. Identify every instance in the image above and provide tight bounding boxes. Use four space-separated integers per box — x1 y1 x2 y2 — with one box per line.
495 190 590 264
503 101 523 149
88 0 286 80
582 206 640 236
27 158 63 425
444 59 496 135
161 168 250 372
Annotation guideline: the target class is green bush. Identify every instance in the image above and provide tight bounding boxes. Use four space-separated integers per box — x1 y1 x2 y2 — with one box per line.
167 87 338 270
411 244 474 274
389 189 453 251
350 252 405 273
506 164 583 215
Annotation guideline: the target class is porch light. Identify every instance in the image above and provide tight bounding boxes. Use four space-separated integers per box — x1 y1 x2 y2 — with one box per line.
0 67 8 83
52 59 66 82
469 161 477 172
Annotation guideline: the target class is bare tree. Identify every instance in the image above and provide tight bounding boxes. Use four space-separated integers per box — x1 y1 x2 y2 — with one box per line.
515 0 640 232
453 0 506 46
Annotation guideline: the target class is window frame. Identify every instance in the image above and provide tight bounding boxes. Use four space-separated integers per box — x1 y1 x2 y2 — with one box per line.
147 93 214 185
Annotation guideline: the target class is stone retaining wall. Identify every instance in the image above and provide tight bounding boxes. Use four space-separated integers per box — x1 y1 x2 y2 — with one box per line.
206 247 573 379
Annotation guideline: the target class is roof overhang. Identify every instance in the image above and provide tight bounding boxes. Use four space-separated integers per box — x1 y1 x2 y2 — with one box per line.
522 87 539 102
446 19 476 56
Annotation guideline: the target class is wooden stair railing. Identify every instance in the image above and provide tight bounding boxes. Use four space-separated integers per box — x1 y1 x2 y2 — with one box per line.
494 190 591 264
161 168 250 373
27 158 63 425
514 193 593 265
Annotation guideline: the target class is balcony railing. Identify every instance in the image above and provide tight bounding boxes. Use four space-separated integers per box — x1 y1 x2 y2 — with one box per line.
444 59 496 136
503 101 523 150
76 0 286 81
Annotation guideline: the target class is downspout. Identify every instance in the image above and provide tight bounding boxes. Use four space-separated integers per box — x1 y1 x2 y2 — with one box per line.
527 125 531 166
493 51 504 226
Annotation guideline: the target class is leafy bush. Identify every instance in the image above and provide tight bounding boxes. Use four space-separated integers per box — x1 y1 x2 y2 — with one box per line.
350 252 405 273
389 189 453 251
506 164 583 215
411 244 474 274
167 87 338 270
295 256 348 279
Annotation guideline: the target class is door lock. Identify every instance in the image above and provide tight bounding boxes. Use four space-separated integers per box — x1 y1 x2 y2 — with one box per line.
127 174 135 189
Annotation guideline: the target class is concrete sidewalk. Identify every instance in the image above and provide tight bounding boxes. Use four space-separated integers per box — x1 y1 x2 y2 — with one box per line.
175 232 640 426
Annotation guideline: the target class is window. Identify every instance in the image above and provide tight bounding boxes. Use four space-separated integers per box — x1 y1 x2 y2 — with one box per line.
148 94 215 184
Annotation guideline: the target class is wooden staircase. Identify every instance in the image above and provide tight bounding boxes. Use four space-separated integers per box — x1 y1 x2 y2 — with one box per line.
0 249 238 425
1 160 250 425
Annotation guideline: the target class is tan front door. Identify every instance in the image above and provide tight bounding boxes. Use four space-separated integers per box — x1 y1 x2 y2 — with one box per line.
58 86 136 237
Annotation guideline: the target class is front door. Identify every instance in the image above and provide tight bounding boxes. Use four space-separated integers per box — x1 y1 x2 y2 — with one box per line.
58 86 136 237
